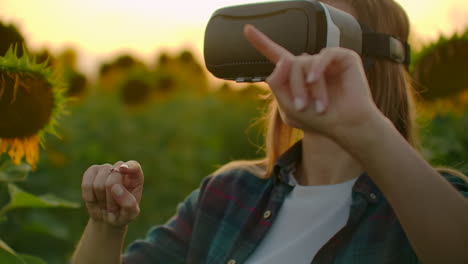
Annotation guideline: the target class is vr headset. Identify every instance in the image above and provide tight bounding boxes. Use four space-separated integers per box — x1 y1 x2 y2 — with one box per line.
203 0 411 82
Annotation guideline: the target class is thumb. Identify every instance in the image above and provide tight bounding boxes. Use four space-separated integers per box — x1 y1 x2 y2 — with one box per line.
110 184 140 220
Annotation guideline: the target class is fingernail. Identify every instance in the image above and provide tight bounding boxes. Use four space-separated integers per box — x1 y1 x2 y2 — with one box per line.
307 72 317 83
315 100 325 113
112 184 124 196
294 97 306 111
108 212 116 222
120 164 129 169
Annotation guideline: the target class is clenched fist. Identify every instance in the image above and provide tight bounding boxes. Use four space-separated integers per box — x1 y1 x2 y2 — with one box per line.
81 161 144 227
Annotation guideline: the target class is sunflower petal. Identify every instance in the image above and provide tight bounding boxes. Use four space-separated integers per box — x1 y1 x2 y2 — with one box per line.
0 139 9 154
24 136 39 171
8 139 25 165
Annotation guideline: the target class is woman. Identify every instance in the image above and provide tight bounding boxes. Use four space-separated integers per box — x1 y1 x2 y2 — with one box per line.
72 0 468 263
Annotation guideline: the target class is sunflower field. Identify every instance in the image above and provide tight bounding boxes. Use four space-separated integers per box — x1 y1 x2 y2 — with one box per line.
0 21 467 263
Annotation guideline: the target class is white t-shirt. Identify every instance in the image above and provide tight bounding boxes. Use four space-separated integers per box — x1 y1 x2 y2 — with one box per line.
245 175 358 264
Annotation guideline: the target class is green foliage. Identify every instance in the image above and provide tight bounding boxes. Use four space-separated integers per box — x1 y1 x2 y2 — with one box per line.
411 31 468 67
1 184 79 213
412 30 468 101
0 86 265 263
17 254 47 264
0 248 25 264
0 160 79 264
419 109 468 174
0 247 47 264
0 161 31 183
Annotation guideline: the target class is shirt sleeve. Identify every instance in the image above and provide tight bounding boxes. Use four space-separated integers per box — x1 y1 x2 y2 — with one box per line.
440 171 468 197
122 176 211 264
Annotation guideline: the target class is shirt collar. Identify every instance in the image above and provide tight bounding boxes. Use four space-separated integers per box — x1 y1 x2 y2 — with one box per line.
273 140 302 187
272 140 383 204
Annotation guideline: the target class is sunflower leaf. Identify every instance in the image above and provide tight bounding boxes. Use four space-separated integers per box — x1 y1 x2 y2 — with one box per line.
1 184 80 213
0 161 31 182
17 254 47 264
0 239 16 255
0 244 24 264
0 241 47 264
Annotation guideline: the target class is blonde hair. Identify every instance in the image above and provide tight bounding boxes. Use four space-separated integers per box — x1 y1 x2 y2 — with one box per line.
216 0 467 182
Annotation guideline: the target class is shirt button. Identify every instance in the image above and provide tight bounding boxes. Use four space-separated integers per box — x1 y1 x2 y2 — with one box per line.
227 259 237 264
370 193 377 200
263 210 272 219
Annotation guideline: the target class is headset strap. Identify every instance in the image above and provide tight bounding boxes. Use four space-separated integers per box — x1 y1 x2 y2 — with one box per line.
362 32 411 67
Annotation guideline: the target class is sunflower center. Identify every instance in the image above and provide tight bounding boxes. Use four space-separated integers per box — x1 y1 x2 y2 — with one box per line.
0 72 54 138
122 78 151 105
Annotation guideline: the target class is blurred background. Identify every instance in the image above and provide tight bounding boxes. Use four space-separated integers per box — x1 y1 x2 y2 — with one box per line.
0 0 467 263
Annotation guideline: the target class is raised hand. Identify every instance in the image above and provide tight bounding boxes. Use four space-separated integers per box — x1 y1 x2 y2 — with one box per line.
81 160 144 227
243 24 383 141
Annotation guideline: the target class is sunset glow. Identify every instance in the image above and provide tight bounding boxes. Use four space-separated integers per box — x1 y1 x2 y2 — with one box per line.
0 0 467 76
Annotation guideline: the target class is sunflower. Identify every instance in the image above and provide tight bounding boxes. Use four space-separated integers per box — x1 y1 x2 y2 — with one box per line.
0 47 66 170
412 31 468 101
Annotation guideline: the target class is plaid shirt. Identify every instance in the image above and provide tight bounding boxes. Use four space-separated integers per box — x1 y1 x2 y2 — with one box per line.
123 142 468 264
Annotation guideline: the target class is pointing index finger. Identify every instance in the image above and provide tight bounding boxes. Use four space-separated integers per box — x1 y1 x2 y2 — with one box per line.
243 24 293 64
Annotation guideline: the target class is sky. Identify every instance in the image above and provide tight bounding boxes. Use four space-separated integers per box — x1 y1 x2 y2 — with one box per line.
0 0 467 78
